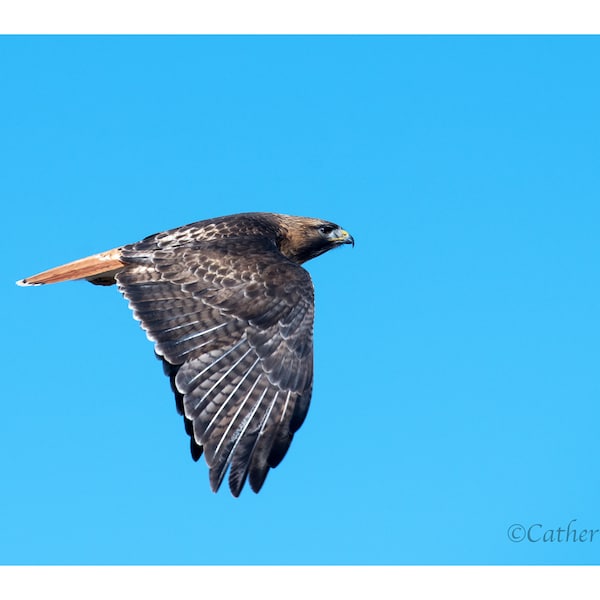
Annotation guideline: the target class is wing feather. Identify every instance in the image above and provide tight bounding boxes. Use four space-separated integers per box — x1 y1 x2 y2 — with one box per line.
228 388 285 495
116 228 314 496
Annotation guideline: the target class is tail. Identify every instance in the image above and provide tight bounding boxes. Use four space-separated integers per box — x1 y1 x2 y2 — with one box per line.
17 247 126 287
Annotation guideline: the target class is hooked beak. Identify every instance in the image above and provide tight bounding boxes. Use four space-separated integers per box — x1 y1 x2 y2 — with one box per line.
333 228 354 247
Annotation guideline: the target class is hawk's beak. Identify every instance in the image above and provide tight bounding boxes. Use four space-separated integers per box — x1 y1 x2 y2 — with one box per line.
334 229 354 247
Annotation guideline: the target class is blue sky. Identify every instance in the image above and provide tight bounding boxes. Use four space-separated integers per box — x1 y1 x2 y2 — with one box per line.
1 36 599 565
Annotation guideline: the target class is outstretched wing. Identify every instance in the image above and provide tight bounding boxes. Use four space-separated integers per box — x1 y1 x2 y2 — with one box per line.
116 234 314 496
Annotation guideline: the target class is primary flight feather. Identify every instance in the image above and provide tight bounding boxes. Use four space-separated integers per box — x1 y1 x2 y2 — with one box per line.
17 212 354 497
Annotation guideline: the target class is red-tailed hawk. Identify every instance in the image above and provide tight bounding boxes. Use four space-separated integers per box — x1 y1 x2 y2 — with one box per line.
17 212 354 497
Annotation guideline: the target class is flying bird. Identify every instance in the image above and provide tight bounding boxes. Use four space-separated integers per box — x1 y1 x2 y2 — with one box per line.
17 212 354 497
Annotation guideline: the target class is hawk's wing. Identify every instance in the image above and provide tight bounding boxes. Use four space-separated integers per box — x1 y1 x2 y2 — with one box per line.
116 234 314 496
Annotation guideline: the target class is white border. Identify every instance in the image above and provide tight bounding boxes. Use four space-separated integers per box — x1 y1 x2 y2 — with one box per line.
0 0 599 34
1 566 600 598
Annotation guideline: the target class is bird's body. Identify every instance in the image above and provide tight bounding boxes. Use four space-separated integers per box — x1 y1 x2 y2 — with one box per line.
18 212 353 496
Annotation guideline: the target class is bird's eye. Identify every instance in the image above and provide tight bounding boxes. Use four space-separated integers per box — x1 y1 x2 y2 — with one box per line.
318 225 336 235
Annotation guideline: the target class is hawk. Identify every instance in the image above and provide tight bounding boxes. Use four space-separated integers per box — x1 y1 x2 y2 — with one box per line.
17 212 354 497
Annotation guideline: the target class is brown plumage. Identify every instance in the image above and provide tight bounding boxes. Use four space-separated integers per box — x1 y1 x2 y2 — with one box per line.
17 212 354 497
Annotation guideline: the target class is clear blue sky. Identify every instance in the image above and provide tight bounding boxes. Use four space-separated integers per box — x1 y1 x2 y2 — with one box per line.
1 36 599 565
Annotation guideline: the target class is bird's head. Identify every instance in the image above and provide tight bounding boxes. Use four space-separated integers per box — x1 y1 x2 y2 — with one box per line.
276 215 354 264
